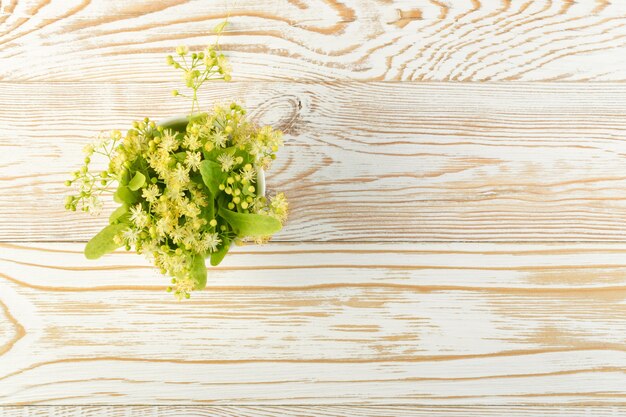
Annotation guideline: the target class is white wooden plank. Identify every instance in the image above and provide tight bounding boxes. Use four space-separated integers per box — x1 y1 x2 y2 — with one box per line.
2 0 626 82
2 242 626 404
3 82 626 241
0 405 624 416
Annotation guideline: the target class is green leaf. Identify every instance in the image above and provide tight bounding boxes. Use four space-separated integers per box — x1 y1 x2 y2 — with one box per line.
189 254 208 290
173 151 186 162
210 235 230 266
113 185 138 204
84 223 127 260
109 205 128 224
199 160 224 195
206 193 215 221
221 146 238 156
218 207 282 237
128 172 145 191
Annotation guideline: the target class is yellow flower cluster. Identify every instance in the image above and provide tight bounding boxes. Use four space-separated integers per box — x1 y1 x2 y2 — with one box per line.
65 26 288 299
66 105 288 299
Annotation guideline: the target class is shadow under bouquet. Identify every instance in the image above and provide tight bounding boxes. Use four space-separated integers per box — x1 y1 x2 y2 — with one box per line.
64 24 288 299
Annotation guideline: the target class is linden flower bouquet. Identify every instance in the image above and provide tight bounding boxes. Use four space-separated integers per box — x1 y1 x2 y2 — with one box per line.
64 24 288 299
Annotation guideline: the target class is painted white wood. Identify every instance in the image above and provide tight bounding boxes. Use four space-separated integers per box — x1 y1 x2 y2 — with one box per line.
0 405 624 416
1 242 626 405
4 0 626 411
2 0 626 82
3 82 626 242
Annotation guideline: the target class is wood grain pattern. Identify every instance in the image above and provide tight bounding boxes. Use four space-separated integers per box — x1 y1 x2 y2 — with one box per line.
2 242 626 405
3 81 626 242
1 405 624 416
2 0 626 82
4 0 626 411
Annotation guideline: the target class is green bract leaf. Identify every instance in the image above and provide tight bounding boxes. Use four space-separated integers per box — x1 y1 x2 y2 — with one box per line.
190 254 208 290
109 205 128 224
84 223 127 260
218 207 282 237
199 160 224 195
210 235 230 266
128 172 146 191
120 169 131 186
214 21 228 34
113 185 138 204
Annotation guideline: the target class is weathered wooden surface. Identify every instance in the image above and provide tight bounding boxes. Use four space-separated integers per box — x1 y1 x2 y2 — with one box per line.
1 405 625 416
3 0 626 413
2 0 626 82
4 82 626 242
1 242 626 405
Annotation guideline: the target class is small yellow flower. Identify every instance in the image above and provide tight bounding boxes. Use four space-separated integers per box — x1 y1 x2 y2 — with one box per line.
160 129 179 152
185 151 202 171
142 184 161 203
217 153 235 172
240 164 256 183
173 163 190 185
129 204 149 228
199 232 221 253
183 133 201 151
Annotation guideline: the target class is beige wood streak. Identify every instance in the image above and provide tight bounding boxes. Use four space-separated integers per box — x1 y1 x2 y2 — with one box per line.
1 405 625 416
3 82 626 242
2 242 626 404
2 0 626 82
